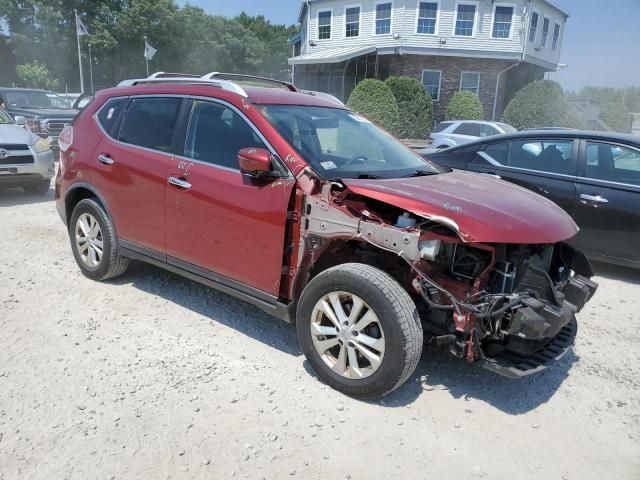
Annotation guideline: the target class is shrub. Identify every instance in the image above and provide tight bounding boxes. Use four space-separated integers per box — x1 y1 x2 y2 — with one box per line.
346 79 400 134
384 76 433 138
445 91 484 121
501 80 569 130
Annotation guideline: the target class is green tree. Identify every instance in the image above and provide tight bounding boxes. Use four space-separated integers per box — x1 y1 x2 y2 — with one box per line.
600 101 631 133
445 91 484 121
502 80 569 130
347 79 400 134
384 76 432 138
16 61 59 89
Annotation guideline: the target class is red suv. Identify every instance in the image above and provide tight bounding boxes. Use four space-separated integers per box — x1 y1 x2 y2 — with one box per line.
55 73 597 398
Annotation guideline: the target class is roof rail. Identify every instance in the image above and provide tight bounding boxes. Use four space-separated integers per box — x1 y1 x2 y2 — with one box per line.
202 72 298 92
117 72 248 97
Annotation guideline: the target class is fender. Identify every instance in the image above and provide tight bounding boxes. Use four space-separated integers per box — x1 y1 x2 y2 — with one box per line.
64 181 116 233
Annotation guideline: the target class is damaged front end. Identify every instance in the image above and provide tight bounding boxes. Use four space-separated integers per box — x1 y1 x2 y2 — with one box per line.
291 176 598 378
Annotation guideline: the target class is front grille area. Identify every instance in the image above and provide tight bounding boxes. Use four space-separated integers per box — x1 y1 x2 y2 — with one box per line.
0 155 34 166
45 120 73 136
0 144 30 151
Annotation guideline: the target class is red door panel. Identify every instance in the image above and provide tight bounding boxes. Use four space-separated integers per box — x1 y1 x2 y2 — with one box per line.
165 159 294 296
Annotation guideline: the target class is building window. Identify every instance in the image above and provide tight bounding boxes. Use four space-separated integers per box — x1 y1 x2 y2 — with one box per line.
317 10 332 40
417 2 438 35
374 2 392 35
492 5 514 39
454 3 477 37
552 22 560 50
345 6 361 37
460 72 480 95
528 11 538 43
421 70 442 101
541 17 550 47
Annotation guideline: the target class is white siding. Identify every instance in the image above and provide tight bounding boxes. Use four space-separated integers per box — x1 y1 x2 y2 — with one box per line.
523 0 566 67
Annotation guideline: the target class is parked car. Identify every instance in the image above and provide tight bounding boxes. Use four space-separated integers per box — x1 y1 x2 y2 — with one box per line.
0 87 78 159
55 73 597 398
424 130 640 268
428 120 517 150
0 105 55 194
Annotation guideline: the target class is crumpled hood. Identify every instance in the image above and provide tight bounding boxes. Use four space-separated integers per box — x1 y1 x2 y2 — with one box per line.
343 170 578 244
0 124 39 146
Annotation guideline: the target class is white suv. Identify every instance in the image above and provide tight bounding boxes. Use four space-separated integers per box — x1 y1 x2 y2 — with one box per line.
428 120 517 150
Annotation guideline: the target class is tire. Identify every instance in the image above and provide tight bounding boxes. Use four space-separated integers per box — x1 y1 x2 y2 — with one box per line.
69 198 130 281
297 263 423 399
23 179 50 195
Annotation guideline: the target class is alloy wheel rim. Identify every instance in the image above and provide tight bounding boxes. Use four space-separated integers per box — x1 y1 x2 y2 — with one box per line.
310 291 385 379
75 213 104 268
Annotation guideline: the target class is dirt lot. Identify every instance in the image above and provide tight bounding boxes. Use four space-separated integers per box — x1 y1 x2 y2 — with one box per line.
1 183 639 480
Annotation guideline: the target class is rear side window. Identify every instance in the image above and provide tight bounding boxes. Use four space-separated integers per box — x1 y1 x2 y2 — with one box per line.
97 98 128 137
585 141 640 186
432 122 453 133
119 97 182 152
507 139 573 174
453 123 481 136
479 124 500 137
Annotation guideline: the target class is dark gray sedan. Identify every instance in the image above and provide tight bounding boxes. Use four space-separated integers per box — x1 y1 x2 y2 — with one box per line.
423 130 640 269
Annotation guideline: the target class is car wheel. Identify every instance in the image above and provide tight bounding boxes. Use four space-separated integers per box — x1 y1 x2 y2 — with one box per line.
23 180 50 195
297 263 423 399
69 198 130 281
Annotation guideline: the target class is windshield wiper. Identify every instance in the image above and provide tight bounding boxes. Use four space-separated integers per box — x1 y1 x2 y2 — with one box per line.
356 173 383 179
401 170 438 178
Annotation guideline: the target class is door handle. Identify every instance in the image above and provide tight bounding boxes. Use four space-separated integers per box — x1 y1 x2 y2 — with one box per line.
580 194 608 204
97 154 114 165
168 176 192 190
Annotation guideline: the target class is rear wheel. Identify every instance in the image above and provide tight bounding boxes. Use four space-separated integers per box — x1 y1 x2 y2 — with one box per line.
297 263 423 399
69 198 129 281
23 179 50 195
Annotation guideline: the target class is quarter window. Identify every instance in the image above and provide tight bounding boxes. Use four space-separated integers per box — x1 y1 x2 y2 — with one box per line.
585 142 640 186
184 101 266 170
541 17 550 47
552 23 560 50
528 11 538 43
318 10 332 39
421 70 441 101
454 3 476 36
492 5 514 38
506 139 573 174
119 97 182 152
345 6 361 37
417 2 438 34
460 72 480 95
97 98 128 138
374 3 392 34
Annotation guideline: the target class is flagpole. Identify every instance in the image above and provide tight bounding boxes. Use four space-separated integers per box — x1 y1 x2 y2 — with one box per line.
75 9 85 93
88 43 94 94
144 36 149 77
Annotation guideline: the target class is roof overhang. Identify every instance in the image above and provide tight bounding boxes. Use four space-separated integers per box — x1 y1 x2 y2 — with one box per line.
289 45 377 65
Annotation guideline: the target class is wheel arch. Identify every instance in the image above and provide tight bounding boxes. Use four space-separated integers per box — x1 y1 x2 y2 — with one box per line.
65 182 113 229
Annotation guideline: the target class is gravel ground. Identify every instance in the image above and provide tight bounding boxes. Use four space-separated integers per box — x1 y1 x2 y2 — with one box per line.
1 184 639 480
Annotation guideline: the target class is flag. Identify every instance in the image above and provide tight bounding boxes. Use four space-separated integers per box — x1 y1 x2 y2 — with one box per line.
77 16 89 36
144 40 157 61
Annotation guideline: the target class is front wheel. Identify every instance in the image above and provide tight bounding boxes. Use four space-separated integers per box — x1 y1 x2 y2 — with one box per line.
297 263 423 399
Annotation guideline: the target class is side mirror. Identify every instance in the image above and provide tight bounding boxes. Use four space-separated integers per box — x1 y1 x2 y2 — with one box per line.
14 115 26 126
238 147 276 178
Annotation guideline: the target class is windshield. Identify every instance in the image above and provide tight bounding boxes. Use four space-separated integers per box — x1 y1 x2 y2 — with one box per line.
5 91 54 109
0 107 13 124
260 105 441 179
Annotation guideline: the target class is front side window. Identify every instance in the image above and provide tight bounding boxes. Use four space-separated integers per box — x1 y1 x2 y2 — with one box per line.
460 72 480 94
552 23 560 50
541 17 550 46
479 124 500 137
119 97 181 152
455 3 476 36
375 2 392 35
97 97 128 138
421 70 441 100
528 11 538 43
318 10 332 40
184 101 265 169
492 5 514 38
260 105 439 180
585 142 640 186
507 139 573 174
417 2 438 34
345 6 360 37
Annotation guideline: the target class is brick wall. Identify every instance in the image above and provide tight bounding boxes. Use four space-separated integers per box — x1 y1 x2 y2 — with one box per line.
387 55 514 122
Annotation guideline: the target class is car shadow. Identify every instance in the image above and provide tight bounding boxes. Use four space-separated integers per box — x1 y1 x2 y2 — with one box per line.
0 186 54 207
592 261 640 285
112 260 575 412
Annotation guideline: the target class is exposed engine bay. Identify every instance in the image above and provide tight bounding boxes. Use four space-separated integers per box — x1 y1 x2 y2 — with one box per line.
287 178 598 376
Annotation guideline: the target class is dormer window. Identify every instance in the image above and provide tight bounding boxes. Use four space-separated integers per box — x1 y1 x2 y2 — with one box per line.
374 2 392 35
454 2 477 37
318 10 332 40
345 6 361 37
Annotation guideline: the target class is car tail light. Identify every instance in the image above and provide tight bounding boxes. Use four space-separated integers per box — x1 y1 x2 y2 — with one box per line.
58 125 73 152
